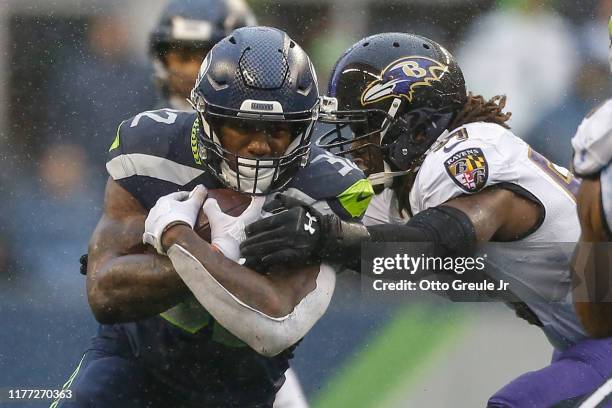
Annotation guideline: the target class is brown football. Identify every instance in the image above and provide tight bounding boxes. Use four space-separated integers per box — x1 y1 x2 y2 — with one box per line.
194 188 252 242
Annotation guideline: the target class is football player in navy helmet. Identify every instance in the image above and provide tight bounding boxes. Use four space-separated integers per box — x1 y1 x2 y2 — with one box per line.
151 3 311 406
150 0 256 110
241 33 612 407
54 27 372 408
81 2 306 405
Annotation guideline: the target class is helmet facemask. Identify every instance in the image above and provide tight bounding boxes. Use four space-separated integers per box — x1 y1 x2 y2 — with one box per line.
318 96 455 189
191 92 317 195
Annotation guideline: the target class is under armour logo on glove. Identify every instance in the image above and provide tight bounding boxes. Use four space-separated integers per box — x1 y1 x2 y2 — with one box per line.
304 212 317 235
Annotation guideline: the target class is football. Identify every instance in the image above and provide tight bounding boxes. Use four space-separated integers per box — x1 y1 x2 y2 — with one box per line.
194 188 252 242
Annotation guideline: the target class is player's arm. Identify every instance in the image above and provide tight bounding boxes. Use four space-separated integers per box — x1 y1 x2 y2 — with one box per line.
572 177 612 338
163 226 334 356
86 178 190 324
143 190 335 356
240 186 541 269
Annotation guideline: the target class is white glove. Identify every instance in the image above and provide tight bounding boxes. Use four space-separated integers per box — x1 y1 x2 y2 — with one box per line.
143 185 207 254
202 195 265 262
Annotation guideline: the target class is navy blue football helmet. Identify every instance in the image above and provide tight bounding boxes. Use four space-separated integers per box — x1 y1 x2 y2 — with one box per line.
150 0 256 103
317 33 466 186
190 26 320 194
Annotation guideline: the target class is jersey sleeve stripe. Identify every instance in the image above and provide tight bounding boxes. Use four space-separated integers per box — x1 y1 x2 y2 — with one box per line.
106 153 205 185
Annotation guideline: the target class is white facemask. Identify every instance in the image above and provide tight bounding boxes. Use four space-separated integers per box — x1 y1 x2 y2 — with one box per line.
219 158 275 193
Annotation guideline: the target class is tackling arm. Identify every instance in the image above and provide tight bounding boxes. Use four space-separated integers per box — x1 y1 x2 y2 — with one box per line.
241 187 542 269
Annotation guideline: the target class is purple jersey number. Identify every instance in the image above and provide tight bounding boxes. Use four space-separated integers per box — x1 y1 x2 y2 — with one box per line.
528 148 580 200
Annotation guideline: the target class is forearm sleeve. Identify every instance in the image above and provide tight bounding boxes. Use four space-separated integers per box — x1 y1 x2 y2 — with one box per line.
329 206 477 271
368 206 477 257
167 244 336 357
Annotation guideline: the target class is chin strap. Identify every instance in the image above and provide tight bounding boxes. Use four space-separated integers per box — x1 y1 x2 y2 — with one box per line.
368 128 453 187
367 161 410 188
168 96 194 111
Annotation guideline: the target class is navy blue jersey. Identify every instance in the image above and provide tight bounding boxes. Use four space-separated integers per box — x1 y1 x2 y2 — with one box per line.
97 109 373 406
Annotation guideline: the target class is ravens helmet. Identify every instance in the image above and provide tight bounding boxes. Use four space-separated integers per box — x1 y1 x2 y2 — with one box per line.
318 33 466 186
150 0 256 106
190 26 320 194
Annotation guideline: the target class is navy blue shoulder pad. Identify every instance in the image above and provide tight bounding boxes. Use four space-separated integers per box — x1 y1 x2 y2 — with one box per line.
106 109 220 209
287 145 373 220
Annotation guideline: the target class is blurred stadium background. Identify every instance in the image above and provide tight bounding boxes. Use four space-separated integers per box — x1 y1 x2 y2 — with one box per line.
0 0 609 406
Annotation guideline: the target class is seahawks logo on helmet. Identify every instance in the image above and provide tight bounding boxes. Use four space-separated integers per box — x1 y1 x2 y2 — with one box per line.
360 56 448 106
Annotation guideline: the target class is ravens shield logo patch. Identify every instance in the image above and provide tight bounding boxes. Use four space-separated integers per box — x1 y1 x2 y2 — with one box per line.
444 148 488 192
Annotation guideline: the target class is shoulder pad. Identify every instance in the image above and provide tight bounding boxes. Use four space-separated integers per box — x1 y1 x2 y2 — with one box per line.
106 110 203 184
105 109 219 209
108 109 196 158
571 99 612 176
288 146 373 219
411 123 520 213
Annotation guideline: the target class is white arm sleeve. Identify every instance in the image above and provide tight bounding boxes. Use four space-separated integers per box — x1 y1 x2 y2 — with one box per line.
167 244 336 357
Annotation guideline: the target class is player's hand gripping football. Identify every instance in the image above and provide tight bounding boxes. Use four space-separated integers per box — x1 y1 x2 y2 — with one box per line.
143 185 207 254
202 195 265 262
241 194 369 269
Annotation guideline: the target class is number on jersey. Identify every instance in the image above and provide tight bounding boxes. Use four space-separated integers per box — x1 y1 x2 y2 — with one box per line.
528 148 580 200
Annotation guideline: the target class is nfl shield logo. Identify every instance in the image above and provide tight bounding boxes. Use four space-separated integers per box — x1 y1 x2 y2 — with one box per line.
444 148 488 192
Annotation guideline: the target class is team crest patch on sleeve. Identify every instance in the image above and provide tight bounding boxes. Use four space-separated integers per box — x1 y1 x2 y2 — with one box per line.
444 148 488 192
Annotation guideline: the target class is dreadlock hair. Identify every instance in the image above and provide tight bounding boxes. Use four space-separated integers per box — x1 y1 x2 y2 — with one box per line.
394 92 512 214
449 92 512 130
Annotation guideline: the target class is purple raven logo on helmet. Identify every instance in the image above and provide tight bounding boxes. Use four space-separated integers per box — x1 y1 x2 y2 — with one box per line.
361 56 448 106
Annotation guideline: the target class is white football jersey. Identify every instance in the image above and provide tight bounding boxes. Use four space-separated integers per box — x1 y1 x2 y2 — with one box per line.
363 188 408 226
571 99 612 232
410 121 585 350
571 99 612 176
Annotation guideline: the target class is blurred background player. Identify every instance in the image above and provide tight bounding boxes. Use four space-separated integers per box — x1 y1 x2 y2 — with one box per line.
240 32 612 407
572 17 612 340
567 17 612 408
149 0 256 110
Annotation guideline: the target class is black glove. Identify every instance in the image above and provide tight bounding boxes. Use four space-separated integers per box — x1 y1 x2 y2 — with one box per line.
240 194 324 268
240 193 370 269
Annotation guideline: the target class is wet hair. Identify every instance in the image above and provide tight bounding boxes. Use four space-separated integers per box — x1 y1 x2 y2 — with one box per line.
394 92 512 214
449 92 512 130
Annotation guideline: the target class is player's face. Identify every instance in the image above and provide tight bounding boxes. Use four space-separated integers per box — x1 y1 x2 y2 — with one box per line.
164 47 208 99
349 124 385 177
216 118 296 170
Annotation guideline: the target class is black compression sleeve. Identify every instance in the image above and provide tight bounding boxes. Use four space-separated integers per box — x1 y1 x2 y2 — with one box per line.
367 206 477 257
